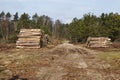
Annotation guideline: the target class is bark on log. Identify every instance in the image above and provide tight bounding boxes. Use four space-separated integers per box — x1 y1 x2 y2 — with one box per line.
18 36 41 38
16 40 40 44
20 29 42 32
18 38 40 41
18 33 42 37
16 46 40 49
16 42 40 46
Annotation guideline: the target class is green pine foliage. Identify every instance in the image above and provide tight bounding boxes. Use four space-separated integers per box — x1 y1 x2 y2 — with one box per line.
68 13 120 42
0 11 120 43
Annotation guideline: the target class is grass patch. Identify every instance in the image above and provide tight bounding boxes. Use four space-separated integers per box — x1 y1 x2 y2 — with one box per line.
98 51 120 69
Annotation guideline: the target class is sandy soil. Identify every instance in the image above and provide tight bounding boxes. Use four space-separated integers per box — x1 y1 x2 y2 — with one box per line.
0 43 120 80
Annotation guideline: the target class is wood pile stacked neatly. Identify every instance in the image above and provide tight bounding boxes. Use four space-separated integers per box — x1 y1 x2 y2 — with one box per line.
16 29 43 48
86 37 112 48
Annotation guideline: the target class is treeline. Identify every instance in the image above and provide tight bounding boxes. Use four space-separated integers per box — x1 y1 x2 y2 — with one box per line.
0 11 120 43
0 11 59 43
68 13 120 42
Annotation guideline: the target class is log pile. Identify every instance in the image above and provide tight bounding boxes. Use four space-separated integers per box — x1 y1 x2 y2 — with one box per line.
86 37 112 48
16 29 43 49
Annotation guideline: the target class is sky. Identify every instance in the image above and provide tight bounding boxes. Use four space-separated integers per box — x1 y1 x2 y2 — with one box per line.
0 0 120 23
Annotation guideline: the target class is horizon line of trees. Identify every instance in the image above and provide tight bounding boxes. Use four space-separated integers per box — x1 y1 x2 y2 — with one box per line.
0 11 120 43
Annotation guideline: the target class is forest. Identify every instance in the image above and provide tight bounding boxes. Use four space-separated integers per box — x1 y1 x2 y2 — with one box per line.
0 11 120 43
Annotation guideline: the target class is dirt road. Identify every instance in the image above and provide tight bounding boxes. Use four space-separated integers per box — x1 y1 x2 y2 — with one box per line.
0 43 120 80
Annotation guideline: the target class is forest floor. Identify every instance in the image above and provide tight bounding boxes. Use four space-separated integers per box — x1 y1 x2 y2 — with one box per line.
0 42 120 80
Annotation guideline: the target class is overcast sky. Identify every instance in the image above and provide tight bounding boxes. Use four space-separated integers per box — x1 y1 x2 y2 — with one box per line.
0 0 120 23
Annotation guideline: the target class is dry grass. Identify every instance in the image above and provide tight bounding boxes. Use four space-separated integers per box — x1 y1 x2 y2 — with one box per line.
0 43 120 80
98 51 120 69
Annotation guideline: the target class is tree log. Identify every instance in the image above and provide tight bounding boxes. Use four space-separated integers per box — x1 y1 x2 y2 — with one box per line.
16 46 40 49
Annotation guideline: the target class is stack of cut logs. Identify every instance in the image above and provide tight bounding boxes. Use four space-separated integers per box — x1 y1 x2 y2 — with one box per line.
16 29 43 49
86 37 112 48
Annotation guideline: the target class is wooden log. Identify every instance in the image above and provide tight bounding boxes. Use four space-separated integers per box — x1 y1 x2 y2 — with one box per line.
20 29 42 32
100 38 111 41
18 35 41 38
89 43 110 47
18 33 42 37
17 40 40 43
16 46 40 49
89 41 99 43
89 41 111 44
88 37 110 41
19 32 42 35
16 42 40 46
88 43 110 47
16 40 40 43
18 37 40 41
20 31 42 33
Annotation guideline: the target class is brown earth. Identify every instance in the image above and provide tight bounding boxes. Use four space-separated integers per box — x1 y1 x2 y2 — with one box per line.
0 43 120 80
